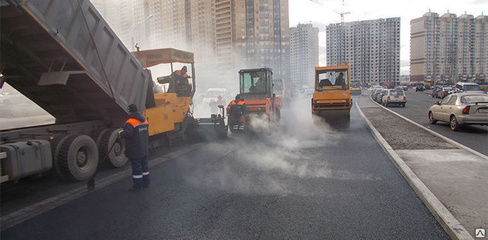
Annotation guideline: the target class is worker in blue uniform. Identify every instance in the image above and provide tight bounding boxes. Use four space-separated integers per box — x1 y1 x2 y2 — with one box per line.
120 104 150 192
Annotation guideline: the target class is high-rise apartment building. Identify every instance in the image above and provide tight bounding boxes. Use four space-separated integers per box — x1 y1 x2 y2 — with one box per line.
410 12 488 84
91 0 135 50
327 18 400 86
94 0 290 88
290 23 319 88
239 0 290 83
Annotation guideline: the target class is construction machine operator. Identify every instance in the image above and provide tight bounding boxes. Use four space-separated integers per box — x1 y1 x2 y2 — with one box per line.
335 72 345 86
158 66 192 96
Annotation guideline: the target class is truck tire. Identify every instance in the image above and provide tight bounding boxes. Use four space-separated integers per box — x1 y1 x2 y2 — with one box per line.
53 135 72 181
94 129 109 148
55 135 99 181
99 129 128 168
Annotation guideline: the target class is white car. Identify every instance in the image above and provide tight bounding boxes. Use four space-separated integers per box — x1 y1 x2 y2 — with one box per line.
382 89 406 107
202 88 228 104
428 93 488 131
453 82 485 94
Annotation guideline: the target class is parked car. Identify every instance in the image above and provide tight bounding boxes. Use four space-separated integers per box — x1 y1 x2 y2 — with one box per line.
371 88 383 100
382 89 406 107
396 85 408 91
431 85 443 98
370 86 382 94
436 86 453 99
453 82 485 94
428 93 488 131
375 89 388 103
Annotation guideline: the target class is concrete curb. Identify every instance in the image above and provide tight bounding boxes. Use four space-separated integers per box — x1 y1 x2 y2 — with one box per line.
370 94 488 161
355 98 474 240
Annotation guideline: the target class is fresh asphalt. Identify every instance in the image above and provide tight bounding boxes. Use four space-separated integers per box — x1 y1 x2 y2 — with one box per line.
1 96 450 239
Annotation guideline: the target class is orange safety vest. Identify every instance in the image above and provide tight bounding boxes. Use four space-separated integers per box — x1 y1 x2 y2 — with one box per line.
125 118 148 127
174 70 189 77
122 116 149 159
230 100 244 105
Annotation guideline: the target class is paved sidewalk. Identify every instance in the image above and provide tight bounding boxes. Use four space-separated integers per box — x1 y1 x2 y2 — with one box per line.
356 94 488 240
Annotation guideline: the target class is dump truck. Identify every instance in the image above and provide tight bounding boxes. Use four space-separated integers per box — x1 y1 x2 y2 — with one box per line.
312 62 352 124
227 68 282 132
0 0 224 183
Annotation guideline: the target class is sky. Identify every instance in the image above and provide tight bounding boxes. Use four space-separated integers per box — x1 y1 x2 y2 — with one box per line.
288 0 488 75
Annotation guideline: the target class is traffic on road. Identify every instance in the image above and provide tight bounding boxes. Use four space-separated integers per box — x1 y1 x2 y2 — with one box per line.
373 88 488 156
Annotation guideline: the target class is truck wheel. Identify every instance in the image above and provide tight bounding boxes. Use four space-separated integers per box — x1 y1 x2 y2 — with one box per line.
55 135 99 181
99 129 128 168
94 129 109 148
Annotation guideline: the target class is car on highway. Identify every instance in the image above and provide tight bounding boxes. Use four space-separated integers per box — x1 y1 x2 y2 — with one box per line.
382 89 406 107
436 86 453 99
431 85 443 98
453 82 485 94
428 93 488 131
371 87 383 100
375 89 388 103
396 85 408 91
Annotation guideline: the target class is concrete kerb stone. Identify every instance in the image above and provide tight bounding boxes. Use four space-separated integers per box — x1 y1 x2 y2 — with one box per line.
355 99 474 240
369 94 488 161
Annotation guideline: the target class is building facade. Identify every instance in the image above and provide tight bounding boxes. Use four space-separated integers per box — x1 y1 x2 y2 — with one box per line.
290 23 319 88
326 18 400 86
93 0 290 88
240 0 290 83
410 12 488 84
91 0 135 50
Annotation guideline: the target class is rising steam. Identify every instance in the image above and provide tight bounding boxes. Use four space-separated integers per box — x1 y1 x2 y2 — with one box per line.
180 93 369 196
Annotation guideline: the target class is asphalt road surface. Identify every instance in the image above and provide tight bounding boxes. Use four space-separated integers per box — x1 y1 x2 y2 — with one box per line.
1 97 448 239
381 90 488 156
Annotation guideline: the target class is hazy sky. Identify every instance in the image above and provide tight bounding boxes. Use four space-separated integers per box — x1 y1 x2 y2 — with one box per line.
289 0 488 75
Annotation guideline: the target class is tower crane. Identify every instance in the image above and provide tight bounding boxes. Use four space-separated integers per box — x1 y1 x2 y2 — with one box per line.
310 0 351 23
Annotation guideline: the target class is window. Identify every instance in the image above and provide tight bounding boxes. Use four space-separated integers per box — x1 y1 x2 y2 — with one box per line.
446 96 457 105
240 71 268 94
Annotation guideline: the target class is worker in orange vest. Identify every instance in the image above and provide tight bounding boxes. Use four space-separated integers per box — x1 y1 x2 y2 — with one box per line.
210 95 226 114
119 104 149 192
228 94 246 122
174 66 189 78
172 66 191 96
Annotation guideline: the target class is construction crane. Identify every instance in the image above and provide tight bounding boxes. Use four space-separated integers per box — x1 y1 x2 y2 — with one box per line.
310 0 351 23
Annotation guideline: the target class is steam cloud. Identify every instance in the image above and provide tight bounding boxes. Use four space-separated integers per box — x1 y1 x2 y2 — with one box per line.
181 93 375 196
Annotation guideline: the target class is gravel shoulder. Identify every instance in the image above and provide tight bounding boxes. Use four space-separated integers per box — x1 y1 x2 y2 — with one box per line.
356 94 457 150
